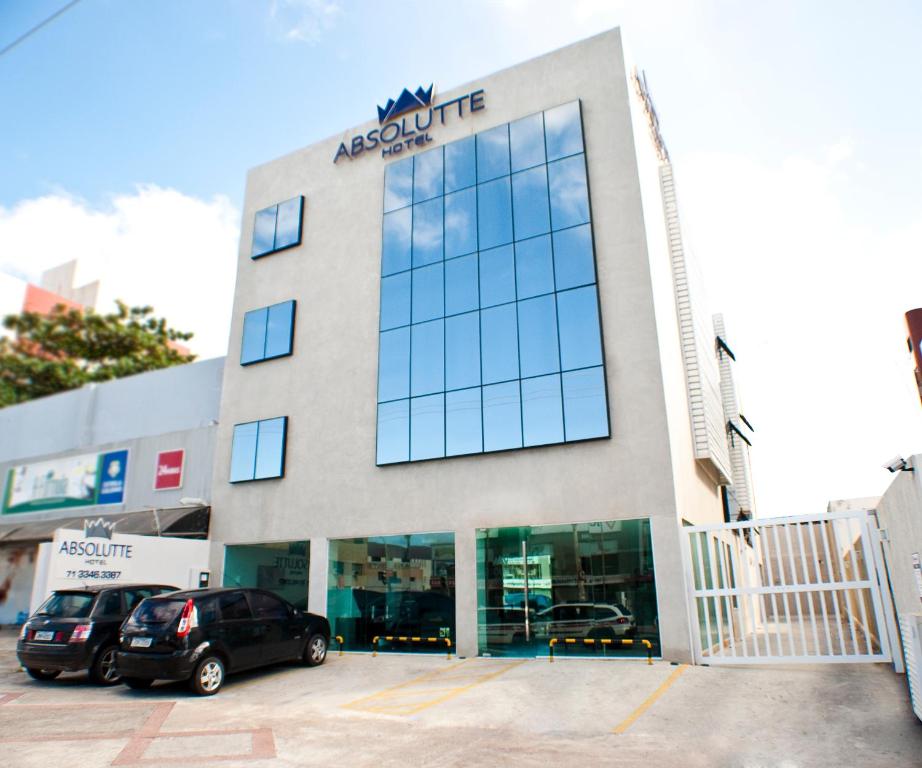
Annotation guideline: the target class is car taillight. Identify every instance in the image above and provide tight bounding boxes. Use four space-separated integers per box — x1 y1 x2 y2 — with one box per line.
616 617 628 624
176 599 197 638
69 623 93 643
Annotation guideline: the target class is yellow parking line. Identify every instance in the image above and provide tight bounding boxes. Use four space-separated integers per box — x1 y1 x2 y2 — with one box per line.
398 660 527 715
612 664 688 734
342 660 472 709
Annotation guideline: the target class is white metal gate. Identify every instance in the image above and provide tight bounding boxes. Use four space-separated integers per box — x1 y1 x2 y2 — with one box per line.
683 511 899 665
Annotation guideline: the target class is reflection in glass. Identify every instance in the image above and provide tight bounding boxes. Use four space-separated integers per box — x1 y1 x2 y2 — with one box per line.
512 165 551 241
376 399 409 464
223 542 310 607
378 327 410 402
265 301 295 359
522 373 564 446
411 394 445 460
413 147 443 203
483 381 522 451
380 272 411 331
382 207 412 276
548 154 590 231
411 319 444 396
544 101 583 161
510 112 546 172
412 198 443 267
241 307 268 364
479 244 515 308
384 156 413 212
476 124 510 182
251 207 276 257
445 253 479 316
477 177 513 250
553 224 595 290
480 303 518 385
446 388 482 456
517 294 559 378
412 263 443 324
274 198 302 250
515 235 554 299
445 311 480 391
562 367 609 440
557 286 603 371
444 187 477 258
445 136 476 192
254 417 286 479
230 422 258 482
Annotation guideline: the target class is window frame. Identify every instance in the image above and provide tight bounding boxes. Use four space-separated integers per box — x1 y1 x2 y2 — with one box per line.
250 196 305 260
240 300 297 366
229 416 289 483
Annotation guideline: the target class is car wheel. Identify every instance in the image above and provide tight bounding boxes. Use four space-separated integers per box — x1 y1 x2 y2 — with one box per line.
90 644 121 685
190 655 225 696
123 677 154 690
25 667 60 681
303 633 327 667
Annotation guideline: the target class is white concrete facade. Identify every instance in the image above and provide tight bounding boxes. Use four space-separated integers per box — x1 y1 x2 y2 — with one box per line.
211 29 731 662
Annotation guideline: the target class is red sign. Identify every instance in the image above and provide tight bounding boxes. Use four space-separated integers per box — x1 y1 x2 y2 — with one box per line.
154 449 184 491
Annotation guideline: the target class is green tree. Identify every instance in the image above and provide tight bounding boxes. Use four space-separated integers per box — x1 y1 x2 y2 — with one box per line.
0 301 195 407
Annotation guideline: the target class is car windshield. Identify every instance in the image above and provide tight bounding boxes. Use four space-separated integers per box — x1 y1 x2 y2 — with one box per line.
36 592 95 619
613 603 631 615
128 598 186 625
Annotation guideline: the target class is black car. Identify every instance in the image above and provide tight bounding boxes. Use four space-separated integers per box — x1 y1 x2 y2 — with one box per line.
116 587 331 695
17 584 178 684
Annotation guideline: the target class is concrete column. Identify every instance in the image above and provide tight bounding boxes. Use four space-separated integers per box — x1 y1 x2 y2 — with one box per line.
651 516 694 664
308 537 329 617
454 527 478 657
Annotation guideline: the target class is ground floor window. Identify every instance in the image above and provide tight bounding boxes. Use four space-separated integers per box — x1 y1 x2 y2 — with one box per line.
476 519 660 657
222 541 310 608
327 533 455 653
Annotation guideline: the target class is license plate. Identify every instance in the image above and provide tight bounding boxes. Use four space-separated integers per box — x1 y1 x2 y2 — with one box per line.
34 630 54 641
130 637 152 648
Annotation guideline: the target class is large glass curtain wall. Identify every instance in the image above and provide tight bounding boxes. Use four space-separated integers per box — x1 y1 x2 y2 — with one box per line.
377 100 610 464
476 520 660 657
327 533 455 653
223 541 310 608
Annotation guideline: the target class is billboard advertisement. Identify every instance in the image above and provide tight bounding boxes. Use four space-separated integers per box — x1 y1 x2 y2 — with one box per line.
153 449 184 491
2 449 128 515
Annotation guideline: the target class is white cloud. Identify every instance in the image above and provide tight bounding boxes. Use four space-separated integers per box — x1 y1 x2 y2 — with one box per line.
0 186 240 360
270 0 342 44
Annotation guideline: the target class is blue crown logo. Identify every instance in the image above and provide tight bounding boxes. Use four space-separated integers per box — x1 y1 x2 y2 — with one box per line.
84 517 116 539
377 84 434 125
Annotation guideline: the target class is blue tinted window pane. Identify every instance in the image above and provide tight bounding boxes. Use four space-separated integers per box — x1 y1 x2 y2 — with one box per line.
479 245 515 308
515 236 554 299
446 388 482 456
378 327 410 402
411 319 444 397
382 207 412 276
444 136 476 192
444 187 477 258
265 301 295 358
252 207 276 258
411 394 445 461
377 399 409 464
544 101 583 161
445 253 478 316
412 198 443 267
480 303 518 385
563 367 609 440
275 197 302 250
483 381 522 451
512 165 550 241
255 417 286 479
413 147 443 203
230 422 258 482
445 311 480 390
241 307 268 365
384 156 413 212
380 272 411 330
477 177 513 250
548 154 590 231
412 263 444 323
476 124 510 182
518 294 559 378
522 374 564 446
553 224 595 290
557 286 603 371
510 112 546 172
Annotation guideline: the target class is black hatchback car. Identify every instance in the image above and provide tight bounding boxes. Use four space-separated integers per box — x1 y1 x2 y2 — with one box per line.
116 587 331 695
17 584 178 684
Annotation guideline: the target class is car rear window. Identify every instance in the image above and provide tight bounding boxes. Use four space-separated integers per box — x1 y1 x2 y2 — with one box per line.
36 592 95 618
130 598 186 625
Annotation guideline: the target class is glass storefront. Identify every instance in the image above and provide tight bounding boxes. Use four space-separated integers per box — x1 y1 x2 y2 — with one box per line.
222 541 310 608
327 533 455 653
477 519 659 657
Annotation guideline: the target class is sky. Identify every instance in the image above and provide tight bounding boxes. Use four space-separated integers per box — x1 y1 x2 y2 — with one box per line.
0 0 920 516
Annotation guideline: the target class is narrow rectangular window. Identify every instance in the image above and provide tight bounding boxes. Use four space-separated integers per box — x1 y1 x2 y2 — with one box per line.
230 417 288 482
251 196 304 259
240 301 295 365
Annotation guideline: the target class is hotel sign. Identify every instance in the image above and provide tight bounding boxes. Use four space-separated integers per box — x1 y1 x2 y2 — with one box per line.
334 84 485 163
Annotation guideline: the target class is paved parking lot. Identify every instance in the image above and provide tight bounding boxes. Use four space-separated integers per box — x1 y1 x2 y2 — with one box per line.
0 633 920 767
